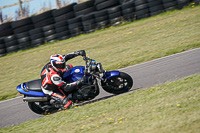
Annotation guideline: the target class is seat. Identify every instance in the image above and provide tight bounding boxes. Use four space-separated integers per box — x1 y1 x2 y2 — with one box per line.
26 79 43 92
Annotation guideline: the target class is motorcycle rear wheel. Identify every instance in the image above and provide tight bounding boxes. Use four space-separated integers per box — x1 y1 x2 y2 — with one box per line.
101 72 133 94
28 102 59 115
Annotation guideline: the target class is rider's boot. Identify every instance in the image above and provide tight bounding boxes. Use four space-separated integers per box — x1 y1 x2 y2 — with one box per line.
51 93 73 110
61 97 73 109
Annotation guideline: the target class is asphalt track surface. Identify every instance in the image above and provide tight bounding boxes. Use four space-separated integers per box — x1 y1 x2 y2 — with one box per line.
0 48 200 128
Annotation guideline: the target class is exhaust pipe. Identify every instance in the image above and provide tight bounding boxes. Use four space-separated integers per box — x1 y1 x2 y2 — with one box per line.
23 96 48 102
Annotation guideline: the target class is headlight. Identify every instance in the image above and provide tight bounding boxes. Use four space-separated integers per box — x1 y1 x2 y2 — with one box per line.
91 64 97 70
91 60 97 70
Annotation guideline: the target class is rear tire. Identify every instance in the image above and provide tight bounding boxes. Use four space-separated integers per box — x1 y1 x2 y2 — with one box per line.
101 72 133 94
28 102 59 115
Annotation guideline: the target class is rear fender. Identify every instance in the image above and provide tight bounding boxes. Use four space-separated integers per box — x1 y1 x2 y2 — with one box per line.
103 71 120 79
16 83 46 97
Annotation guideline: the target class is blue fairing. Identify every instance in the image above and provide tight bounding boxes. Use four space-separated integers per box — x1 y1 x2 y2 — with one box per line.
63 66 85 82
63 67 119 81
103 71 120 79
16 83 45 97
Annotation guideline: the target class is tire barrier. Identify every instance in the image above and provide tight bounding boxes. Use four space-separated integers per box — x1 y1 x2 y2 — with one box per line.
55 20 71 40
122 1 135 21
96 0 120 11
162 0 178 11
0 0 198 57
0 38 6 57
43 24 57 43
134 0 150 20
95 9 110 29
108 5 123 26
177 0 190 9
16 31 31 50
29 28 44 47
32 10 55 28
0 22 13 38
82 12 96 33
53 3 76 23
74 0 96 17
12 17 34 34
148 0 164 16
68 16 83 37
4 35 19 54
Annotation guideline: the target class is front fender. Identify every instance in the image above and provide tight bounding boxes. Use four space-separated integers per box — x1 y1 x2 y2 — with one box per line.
103 71 120 79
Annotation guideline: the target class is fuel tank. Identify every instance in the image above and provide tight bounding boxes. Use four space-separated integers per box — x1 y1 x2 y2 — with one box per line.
63 66 85 82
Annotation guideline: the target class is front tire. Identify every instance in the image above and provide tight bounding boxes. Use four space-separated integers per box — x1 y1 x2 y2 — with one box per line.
101 72 133 94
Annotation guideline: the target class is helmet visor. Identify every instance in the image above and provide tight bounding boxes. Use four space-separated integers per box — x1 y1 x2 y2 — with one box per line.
53 62 66 69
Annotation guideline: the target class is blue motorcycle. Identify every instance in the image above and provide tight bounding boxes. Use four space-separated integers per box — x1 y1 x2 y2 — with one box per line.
16 54 133 114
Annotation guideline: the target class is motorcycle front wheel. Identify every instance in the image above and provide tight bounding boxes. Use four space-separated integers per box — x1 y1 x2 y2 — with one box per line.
101 72 133 94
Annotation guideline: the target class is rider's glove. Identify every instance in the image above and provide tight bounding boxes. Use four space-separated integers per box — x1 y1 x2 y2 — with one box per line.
76 75 87 87
77 50 86 57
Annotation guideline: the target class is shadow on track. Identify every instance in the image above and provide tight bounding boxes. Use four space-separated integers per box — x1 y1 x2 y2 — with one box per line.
74 88 142 107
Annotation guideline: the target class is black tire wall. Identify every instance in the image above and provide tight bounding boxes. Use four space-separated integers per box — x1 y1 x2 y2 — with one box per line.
0 22 13 38
0 0 197 57
74 0 96 16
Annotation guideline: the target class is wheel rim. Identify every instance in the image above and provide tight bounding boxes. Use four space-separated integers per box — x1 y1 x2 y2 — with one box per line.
107 76 129 91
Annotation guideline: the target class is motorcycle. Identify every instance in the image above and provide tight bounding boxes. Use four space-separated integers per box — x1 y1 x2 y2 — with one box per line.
16 53 133 115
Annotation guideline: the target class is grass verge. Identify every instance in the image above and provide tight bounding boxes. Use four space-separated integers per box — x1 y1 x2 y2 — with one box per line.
0 6 200 101
0 74 199 132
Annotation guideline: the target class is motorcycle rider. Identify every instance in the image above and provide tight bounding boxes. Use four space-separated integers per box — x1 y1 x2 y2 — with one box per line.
41 50 86 110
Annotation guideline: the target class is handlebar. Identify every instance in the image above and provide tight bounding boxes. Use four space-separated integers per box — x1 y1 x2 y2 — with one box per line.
82 53 105 79
83 54 93 60
83 56 89 61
